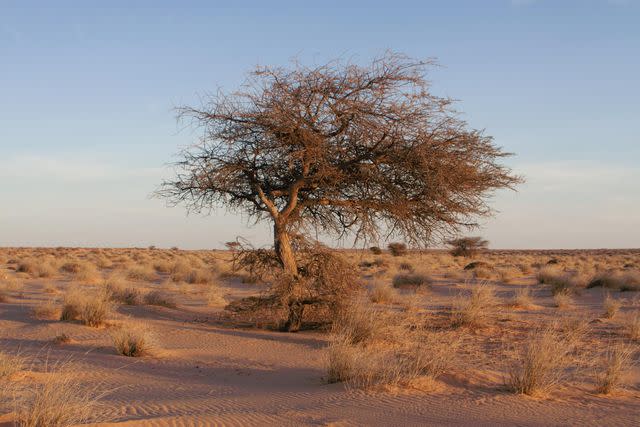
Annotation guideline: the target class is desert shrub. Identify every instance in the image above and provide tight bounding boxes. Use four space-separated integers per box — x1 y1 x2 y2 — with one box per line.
16 258 57 278
152 259 173 273
451 284 496 327
446 236 488 257
472 266 495 280
369 281 396 304
111 323 155 357
594 343 634 394
398 262 414 272
587 271 640 292
231 237 359 331
0 351 23 378
392 273 432 289
143 290 177 308
369 246 382 255
95 256 113 269
13 368 106 426
332 303 388 345
60 289 112 327
497 267 519 283
126 265 157 282
105 277 140 305
511 286 533 308
61 261 101 283
507 328 570 396
205 287 226 306
32 299 60 320
537 267 583 296
602 295 621 319
387 242 407 257
553 292 574 309
463 261 490 271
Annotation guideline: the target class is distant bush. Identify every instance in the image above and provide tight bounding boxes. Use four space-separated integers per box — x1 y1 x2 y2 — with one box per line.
369 246 382 255
387 242 407 257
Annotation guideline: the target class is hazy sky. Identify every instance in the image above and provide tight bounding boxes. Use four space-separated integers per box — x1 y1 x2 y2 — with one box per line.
1 0 638 249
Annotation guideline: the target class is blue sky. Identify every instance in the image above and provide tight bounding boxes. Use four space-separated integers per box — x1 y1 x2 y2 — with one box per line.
1 0 638 249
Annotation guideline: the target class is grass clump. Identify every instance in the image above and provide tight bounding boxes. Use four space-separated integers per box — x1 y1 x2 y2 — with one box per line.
392 273 432 289
143 290 177 308
369 281 397 304
13 366 106 426
126 265 157 282
587 271 640 292
553 292 574 310
451 284 496 328
32 299 60 320
511 286 533 308
594 343 634 394
60 289 112 327
111 323 155 357
507 328 570 396
602 294 621 319
0 351 24 379
625 311 640 341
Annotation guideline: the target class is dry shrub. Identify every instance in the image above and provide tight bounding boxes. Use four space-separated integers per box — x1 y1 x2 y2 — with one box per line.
143 290 177 308
369 281 397 304
111 323 155 357
0 351 24 378
104 276 140 305
446 237 488 257
588 271 640 292
126 265 156 282
332 302 388 345
594 343 634 394
451 284 496 328
327 323 457 390
95 256 113 269
387 242 407 257
507 328 570 396
32 300 60 320
13 366 106 426
60 260 101 283
17 258 57 278
369 246 382 255
392 273 432 289
473 266 495 280
553 292 574 310
205 287 226 306
231 237 358 331
497 267 519 283
152 259 173 273
603 294 621 319
511 286 533 308
60 289 112 327
398 262 414 272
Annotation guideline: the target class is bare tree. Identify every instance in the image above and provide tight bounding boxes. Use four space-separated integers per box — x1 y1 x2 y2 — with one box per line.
158 52 521 330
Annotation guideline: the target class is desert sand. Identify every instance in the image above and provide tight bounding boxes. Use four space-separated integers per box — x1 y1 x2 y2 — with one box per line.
1 247 639 426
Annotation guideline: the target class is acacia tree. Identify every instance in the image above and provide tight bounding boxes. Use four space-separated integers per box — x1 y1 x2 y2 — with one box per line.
446 236 489 257
158 52 521 330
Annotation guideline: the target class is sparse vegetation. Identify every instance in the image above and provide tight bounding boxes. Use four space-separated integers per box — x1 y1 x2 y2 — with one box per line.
143 290 177 308
594 343 634 394
111 323 155 357
369 281 397 304
451 284 496 328
387 242 408 257
392 273 432 289
446 237 489 257
507 328 570 396
603 295 621 319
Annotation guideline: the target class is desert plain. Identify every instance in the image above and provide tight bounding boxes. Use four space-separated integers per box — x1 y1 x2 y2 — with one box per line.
1 246 639 426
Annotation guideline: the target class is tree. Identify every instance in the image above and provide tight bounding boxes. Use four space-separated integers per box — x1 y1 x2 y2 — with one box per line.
158 52 521 330
446 236 489 257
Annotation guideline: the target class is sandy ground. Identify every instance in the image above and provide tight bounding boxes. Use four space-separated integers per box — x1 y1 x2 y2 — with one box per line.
1 249 639 426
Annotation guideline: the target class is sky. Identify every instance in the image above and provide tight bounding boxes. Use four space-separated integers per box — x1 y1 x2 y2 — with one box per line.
1 0 638 249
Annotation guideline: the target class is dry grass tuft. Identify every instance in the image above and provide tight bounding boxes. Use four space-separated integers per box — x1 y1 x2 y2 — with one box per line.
451 283 496 328
511 286 533 308
392 273 432 289
13 365 107 426
111 323 155 357
0 351 24 378
32 299 60 320
507 328 570 396
60 261 101 283
369 281 397 304
143 290 177 308
594 343 634 394
16 258 57 278
126 265 157 282
603 294 621 319
588 271 640 292
105 276 141 305
60 289 112 327
553 292 574 310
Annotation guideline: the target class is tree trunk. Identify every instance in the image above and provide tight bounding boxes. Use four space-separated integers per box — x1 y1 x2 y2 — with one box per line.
274 222 303 332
